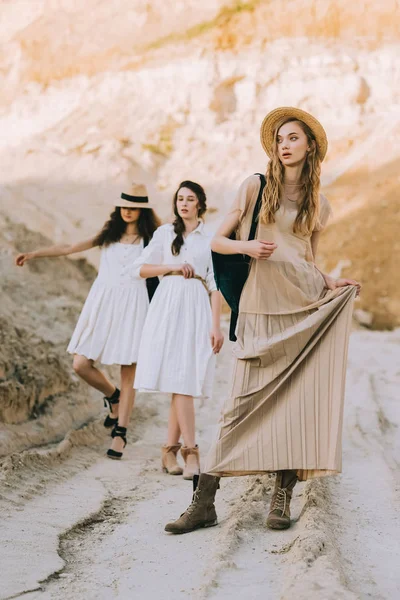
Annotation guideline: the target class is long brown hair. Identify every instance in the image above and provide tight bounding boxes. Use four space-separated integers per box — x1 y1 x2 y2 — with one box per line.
260 118 321 235
171 181 207 256
94 207 161 247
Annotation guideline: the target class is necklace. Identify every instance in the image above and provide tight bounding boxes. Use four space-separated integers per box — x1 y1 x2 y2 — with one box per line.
120 234 140 245
283 182 302 203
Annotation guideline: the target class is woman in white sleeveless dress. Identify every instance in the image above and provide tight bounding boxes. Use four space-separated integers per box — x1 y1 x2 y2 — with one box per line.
133 181 224 479
15 183 160 459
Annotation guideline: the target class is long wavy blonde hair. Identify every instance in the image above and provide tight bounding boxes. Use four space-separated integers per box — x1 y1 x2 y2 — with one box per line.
260 117 321 235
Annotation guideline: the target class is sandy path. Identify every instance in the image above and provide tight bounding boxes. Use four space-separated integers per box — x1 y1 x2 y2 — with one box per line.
1 322 400 600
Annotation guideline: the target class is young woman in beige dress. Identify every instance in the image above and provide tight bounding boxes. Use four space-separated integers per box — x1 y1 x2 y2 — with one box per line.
165 107 361 534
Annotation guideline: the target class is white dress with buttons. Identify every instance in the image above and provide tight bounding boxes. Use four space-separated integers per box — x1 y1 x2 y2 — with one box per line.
133 223 217 398
67 241 149 365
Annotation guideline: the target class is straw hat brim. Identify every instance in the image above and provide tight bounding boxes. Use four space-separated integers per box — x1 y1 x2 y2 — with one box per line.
260 107 328 161
115 199 155 209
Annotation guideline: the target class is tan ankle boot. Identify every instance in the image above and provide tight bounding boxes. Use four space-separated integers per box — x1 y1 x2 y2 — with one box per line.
181 445 200 480
164 473 220 534
161 444 183 475
266 470 298 530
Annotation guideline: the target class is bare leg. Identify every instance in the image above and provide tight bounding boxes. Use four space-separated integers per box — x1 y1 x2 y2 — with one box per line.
166 395 181 446
173 393 196 448
73 354 118 417
109 364 136 453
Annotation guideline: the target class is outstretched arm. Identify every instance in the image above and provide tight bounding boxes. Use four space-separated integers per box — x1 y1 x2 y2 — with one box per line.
15 237 96 267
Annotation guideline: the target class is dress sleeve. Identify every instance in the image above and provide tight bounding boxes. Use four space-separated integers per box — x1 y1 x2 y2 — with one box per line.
132 226 165 278
229 174 261 222
205 250 217 293
314 194 333 232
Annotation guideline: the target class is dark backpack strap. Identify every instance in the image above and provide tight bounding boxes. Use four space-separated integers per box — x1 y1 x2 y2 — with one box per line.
248 173 266 241
229 173 266 341
143 235 159 301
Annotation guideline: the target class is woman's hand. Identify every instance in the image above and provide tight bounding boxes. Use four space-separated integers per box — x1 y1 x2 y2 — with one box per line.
210 327 224 354
324 274 361 297
15 252 34 267
242 240 277 260
178 263 195 278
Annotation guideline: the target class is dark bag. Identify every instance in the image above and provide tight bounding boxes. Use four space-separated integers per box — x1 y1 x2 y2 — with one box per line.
211 173 266 341
143 236 160 301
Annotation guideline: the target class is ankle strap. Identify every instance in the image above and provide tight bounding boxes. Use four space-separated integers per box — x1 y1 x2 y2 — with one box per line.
112 425 127 440
103 390 120 409
114 426 126 433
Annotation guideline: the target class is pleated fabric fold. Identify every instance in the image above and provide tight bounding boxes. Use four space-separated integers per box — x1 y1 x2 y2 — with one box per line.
204 285 356 481
203 174 357 481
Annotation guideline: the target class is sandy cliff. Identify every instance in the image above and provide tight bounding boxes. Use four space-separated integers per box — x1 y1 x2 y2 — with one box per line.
1 0 399 327
0 4 400 599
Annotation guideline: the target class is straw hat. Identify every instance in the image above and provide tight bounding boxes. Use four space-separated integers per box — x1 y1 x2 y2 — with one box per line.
115 183 155 209
260 107 328 161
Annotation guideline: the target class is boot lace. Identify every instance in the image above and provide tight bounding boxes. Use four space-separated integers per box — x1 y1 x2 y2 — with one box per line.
184 489 201 516
271 488 287 516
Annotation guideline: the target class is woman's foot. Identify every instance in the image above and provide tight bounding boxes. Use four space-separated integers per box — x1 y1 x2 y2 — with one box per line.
164 474 220 534
266 470 298 530
181 446 200 480
106 425 127 460
162 444 183 475
103 388 120 428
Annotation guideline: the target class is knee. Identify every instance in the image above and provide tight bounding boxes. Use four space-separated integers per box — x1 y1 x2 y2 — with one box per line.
73 355 90 376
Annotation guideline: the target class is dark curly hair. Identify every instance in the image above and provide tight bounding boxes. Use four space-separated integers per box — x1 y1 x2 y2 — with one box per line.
94 207 161 247
171 181 207 256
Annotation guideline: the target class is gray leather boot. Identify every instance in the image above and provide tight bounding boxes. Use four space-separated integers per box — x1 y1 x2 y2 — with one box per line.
164 473 220 534
266 470 298 530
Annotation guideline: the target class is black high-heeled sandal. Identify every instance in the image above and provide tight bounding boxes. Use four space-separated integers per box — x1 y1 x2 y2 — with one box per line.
106 425 127 460
103 388 120 429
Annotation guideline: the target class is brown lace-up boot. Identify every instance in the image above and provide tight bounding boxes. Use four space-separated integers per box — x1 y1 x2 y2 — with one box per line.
180 445 200 480
164 473 220 534
161 444 183 475
266 470 298 530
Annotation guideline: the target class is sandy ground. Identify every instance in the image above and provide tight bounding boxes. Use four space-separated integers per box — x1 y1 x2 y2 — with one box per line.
1 319 399 600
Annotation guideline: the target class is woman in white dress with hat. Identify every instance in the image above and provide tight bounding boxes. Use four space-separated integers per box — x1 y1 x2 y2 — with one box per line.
16 183 161 459
133 181 224 479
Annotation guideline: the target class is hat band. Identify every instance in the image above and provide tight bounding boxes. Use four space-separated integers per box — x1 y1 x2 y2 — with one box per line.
121 193 149 203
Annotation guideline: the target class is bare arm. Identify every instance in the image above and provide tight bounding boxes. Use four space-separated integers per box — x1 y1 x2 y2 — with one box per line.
139 263 195 279
210 290 224 353
15 237 97 266
211 208 277 260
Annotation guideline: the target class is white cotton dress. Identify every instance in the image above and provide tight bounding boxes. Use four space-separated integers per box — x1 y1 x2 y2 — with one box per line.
67 241 149 365
133 223 217 398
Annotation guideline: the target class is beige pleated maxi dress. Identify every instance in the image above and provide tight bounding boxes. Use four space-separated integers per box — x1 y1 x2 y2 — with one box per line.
204 175 357 481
